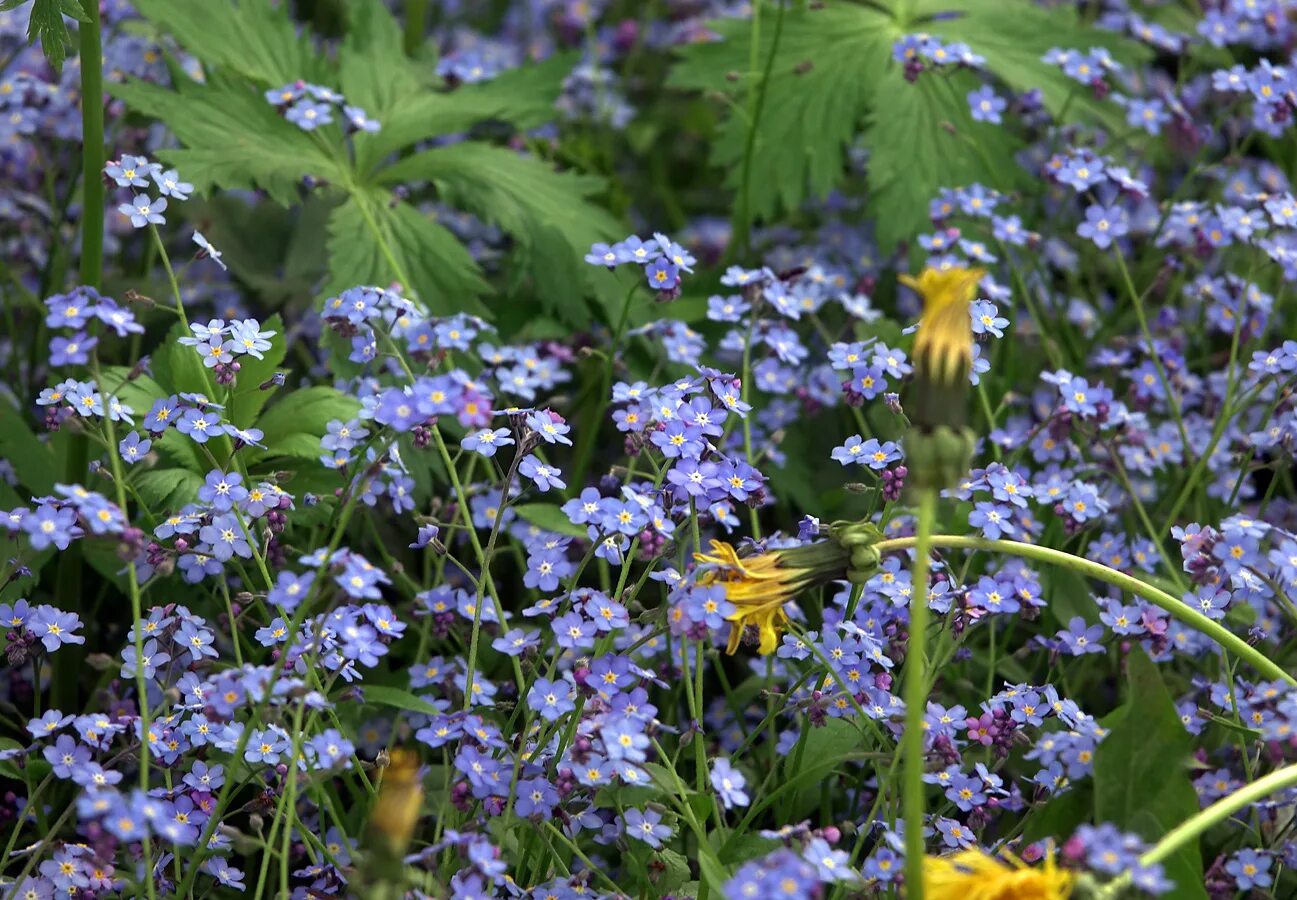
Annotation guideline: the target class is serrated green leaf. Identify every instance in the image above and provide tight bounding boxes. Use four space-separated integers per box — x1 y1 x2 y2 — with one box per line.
133 468 204 511
128 0 324 85
1093 647 1207 900
253 386 361 448
922 0 1149 132
58 0 88 22
109 76 342 206
25 0 74 71
669 4 893 224
379 144 620 321
338 0 421 119
361 685 443 716
0 399 57 494
324 192 491 317
226 314 286 427
669 0 1147 248
865 66 1018 251
512 503 585 539
151 320 211 398
196 194 332 301
360 53 577 169
0 737 26 781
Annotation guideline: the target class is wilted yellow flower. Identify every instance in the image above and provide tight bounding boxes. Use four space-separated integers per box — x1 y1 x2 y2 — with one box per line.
900 266 986 388
695 539 849 654
922 847 1073 900
366 749 423 858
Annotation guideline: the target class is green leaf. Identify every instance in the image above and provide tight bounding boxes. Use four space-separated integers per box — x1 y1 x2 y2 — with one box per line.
110 76 342 206
512 503 585 540
133 468 205 511
253 386 361 450
1042 567 1100 629
669 0 1147 248
656 848 693 893
380 145 621 321
864 66 1019 251
0 399 57 494
1022 781 1092 843
128 0 325 85
252 432 327 463
150 320 211 398
359 52 577 169
782 718 862 778
227 314 286 427
361 685 443 717
338 0 422 166
19 0 77 71
1093 647 1208 900
669 3 893 225
196 194 332 302
324 192 491 318
922 0 1148 131
0 737 27 780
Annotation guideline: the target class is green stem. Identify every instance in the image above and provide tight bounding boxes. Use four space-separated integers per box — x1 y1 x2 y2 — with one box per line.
78 0 104 287
85 352 156 900
902 489 937 900
1101 764 1297 897
1114 247 1190 453
56 0 101 696
872 535 1294 686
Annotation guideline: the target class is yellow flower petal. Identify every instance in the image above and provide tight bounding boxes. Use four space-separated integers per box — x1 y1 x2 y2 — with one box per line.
922 848 1073 900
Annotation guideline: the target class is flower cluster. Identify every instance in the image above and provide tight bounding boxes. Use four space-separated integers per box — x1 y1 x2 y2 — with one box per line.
5 0 1297 898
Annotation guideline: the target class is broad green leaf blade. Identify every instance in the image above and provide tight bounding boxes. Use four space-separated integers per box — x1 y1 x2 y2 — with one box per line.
360 53 577 169
669 4 894 224
253 385 361 445
339 0 421 116
361 685 443 717
0 399 57 494
129 0 325 85
196 194 332 302
325 192 491 318
133 468 205 512
23 0 74 71
109 76 343 206
1093 647 1208 900
227 314 286 427
512 503 586 539
379 144 621 322
865 66 1018 251
922 0 1151 133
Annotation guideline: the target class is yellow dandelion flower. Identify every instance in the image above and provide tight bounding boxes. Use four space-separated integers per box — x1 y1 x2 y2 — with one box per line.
694 538 849 654
366 749 423 857
922 847 1073 900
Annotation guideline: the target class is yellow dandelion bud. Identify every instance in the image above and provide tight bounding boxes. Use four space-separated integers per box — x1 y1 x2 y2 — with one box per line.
901 266 986 490
900 266 986 392
366 749 423 859
922 847 1073 900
